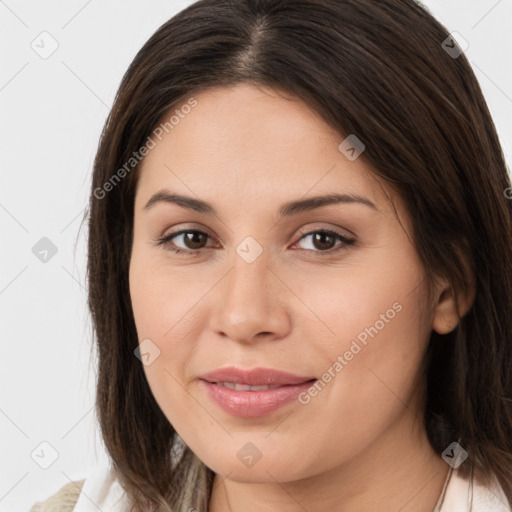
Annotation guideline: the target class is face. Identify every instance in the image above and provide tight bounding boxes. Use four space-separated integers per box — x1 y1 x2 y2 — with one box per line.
129 83 438 483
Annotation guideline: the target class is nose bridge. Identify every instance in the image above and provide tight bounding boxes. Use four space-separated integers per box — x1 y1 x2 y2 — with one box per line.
210 237 288 341
224 240 272 314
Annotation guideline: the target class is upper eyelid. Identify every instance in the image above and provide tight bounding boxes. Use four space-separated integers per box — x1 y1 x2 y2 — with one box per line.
161 219 356 238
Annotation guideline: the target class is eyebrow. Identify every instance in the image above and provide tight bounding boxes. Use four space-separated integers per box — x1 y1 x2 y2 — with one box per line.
143 190 378 217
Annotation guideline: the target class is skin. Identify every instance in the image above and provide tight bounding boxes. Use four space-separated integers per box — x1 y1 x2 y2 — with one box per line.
129 83 474 512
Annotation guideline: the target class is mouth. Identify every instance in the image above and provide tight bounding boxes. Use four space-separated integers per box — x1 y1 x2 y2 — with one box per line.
213 382 282 391
207 380 315 391
198 376 318 418
198 366 317 387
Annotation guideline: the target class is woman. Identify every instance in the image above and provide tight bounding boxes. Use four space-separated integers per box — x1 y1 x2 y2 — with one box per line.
30 0 512 510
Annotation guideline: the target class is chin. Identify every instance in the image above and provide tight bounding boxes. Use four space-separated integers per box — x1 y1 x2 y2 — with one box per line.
210 462 291 483
197 445 315 484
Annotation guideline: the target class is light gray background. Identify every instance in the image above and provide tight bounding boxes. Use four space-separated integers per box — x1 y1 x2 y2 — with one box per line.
1 1 511 510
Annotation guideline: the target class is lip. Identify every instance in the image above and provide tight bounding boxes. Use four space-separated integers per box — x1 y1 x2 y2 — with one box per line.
198 366 317 418
199 366 316 386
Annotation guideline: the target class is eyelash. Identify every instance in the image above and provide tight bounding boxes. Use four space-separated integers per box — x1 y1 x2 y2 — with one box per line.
154 228 356 257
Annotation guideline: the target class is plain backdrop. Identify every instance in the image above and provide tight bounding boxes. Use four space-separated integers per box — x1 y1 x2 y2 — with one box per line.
1 1 511 510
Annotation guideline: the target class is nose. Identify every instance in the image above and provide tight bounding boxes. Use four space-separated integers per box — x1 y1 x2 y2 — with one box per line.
208 249 291 345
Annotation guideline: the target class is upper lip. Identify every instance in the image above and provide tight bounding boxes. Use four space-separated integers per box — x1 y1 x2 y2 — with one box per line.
199 366 317 386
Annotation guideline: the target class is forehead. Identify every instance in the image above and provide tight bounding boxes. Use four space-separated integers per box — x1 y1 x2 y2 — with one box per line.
135 83 394 213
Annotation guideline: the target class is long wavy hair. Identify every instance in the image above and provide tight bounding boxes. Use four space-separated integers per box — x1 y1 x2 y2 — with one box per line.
85 0 512 510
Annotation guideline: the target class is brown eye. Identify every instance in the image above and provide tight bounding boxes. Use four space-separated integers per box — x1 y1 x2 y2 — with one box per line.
311 232 336 251
156 229 213 254
179 231 209 250
293 229 356 256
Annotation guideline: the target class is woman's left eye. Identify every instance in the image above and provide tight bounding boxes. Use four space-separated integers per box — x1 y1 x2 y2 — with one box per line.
155 228 356 257
293 229 356 255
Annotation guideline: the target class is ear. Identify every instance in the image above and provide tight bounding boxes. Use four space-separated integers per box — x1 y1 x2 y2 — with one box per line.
431 272 476 335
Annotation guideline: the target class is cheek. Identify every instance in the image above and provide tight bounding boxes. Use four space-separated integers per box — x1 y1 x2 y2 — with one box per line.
129 246 210 343
280 245 428 363
316 309 428 459
128 250 211 428
289 251 431 424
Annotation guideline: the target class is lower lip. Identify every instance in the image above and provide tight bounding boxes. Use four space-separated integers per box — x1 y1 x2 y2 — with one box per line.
199 379 317 418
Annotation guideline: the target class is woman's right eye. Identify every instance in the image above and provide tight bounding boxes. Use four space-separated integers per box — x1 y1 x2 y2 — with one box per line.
155 229 213 255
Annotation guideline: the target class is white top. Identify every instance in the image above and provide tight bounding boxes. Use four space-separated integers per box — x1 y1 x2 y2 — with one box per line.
73 459 510 512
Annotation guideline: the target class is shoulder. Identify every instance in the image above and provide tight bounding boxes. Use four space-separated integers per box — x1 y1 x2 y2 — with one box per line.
29 459 129 512
472 470 511 512
29 480 85 512
442 467 511 512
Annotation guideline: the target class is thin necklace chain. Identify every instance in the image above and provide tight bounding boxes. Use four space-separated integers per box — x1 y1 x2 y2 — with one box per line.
433 465 454 512
433 463 475 511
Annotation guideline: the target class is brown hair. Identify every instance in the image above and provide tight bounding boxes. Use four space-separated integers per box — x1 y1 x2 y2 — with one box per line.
85 0 512 510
